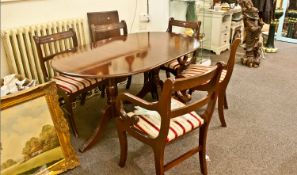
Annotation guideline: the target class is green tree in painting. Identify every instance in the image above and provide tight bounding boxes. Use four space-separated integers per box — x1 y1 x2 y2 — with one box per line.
1 159 17 170
39 125 59 152
21 124 59 161
22 137 42 161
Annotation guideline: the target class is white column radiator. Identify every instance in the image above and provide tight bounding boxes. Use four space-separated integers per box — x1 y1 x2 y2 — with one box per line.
1 18 88 83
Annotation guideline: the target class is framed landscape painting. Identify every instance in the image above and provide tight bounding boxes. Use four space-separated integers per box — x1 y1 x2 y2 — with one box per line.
0 82 79 175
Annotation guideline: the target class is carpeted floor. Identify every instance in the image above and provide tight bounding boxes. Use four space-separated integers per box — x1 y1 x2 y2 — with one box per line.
64 41 297 175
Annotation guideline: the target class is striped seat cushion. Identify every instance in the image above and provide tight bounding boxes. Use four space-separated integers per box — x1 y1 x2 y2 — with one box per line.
127 98 204 142
181 64 226 82
52 75 101 94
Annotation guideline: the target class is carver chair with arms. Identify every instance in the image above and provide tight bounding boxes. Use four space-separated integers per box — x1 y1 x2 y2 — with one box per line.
33 28 103 137
116 62 223 175
179 38 241 127
87 10 132 89
161 17 201 78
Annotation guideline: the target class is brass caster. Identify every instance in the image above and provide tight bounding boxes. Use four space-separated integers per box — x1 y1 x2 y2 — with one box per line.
263 47 278 53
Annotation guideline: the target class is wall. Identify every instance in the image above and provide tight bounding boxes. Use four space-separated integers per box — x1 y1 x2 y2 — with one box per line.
169 1 188 21
0 0 169 77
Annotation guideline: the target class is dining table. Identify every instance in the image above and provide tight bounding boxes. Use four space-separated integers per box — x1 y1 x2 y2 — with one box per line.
51 31 200 152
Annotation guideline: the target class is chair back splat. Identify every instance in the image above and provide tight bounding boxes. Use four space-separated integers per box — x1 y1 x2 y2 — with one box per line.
34 28 78 81
90 21 127 43
167 17 201 40
87 11 121 42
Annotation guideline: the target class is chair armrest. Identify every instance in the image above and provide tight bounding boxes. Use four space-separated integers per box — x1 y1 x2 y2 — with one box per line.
116 92 158 120
116 92 159 141
117 92 157 110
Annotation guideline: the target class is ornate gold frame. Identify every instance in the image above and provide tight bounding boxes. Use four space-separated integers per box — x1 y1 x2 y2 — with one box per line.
0 0 25 2
1 82 79 175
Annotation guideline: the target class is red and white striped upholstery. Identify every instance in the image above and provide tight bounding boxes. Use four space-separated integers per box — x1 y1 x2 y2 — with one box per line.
127 98 204 142
52 75 101 94
181 64 227 82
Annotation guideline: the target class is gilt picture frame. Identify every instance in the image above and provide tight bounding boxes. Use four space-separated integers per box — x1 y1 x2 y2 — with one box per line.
1 0 25 2
0 82 79 175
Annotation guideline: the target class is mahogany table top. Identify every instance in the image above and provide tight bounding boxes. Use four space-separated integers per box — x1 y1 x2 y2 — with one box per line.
51 32 199 78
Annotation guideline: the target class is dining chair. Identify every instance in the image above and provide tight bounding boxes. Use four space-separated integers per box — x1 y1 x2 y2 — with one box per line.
161 17 201 78
33 28 104 137
87 10 132 89
179 38 241 127
87 10 122 42
115 62 224 175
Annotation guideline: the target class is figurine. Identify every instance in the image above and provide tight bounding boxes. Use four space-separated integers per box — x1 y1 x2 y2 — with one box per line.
240 0 264 67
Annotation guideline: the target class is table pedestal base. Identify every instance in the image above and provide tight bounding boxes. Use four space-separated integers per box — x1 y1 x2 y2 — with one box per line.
137 68 163 99
79 78 120 152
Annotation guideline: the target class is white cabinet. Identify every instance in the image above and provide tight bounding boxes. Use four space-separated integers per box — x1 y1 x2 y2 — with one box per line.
197 10 232 55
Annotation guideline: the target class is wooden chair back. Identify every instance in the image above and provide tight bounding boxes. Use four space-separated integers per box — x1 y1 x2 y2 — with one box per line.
87 11 122 42
167 17 201 40
159 62 223 129
90 20 128 42
165 17 202 73
221 38 241 87
33 28 78 81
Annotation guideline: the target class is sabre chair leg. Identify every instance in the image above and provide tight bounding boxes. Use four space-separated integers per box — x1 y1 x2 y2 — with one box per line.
218 93 227 127
117 125 128 167
224 92 228 109
65 97 79 137
153 147 165 175
199 126 208 175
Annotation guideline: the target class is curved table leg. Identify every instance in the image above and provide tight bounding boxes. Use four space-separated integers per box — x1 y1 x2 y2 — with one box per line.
79 79 118 152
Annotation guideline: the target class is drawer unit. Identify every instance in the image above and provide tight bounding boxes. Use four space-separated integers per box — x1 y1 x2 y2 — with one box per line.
221 33 229 45
197 10 233 55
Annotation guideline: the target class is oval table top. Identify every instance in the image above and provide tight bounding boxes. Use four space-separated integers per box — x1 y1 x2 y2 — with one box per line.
51 32 200 78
